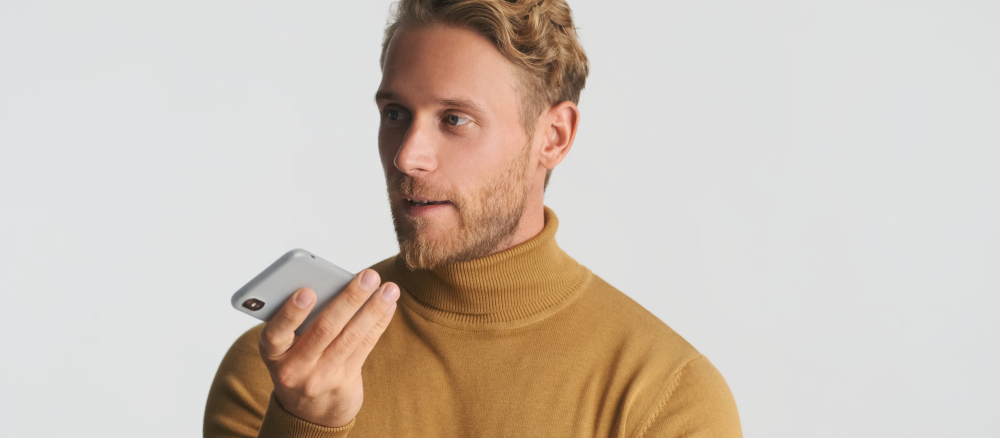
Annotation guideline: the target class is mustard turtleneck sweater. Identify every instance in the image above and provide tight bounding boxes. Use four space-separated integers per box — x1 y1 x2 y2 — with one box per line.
204 207 741 437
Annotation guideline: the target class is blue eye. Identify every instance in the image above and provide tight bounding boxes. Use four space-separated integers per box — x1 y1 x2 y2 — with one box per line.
445 114 470 126
387 109 400 120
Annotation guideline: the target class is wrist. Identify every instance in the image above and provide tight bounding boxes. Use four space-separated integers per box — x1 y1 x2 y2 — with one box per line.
261 392 357 437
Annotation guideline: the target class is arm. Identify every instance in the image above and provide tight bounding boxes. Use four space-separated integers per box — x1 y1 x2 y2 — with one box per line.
633 356 742 438
203 324 271 438
205 269 398 438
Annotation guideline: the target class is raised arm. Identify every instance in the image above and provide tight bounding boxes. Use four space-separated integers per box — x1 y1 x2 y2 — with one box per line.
204 269 399 438
204 324 272 438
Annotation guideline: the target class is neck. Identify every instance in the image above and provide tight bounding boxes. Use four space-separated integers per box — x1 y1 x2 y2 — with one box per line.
387 206 591 330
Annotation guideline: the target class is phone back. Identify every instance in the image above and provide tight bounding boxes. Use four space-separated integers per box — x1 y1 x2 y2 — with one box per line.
231 248 355 335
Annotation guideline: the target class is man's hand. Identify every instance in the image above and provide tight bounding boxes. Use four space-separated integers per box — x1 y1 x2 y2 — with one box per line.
258 269 399 428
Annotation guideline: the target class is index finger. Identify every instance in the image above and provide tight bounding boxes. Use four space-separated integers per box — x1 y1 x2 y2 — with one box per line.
258 287 315 361
292 269 382 360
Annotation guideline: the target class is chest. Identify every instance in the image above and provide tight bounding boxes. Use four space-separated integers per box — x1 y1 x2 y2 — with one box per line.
351 309 635 437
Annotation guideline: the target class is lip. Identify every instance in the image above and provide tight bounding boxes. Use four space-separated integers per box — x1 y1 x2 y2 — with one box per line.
401 195 446 203
401 199 452 217
396 194 454 217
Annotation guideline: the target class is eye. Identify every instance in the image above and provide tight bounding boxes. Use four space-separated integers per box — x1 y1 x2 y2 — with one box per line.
383 107 410 122
444 113 470 126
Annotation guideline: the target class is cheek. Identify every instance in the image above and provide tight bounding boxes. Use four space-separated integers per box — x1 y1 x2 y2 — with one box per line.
435 143 487 182
440 144 510 192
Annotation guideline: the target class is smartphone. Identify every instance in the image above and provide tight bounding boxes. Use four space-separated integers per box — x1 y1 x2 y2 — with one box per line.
231 248 355 335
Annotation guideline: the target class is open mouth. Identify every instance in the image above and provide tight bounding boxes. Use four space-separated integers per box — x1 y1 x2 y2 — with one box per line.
405 198 451 207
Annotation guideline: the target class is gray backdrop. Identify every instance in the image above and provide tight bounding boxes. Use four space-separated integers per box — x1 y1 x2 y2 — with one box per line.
1 0 997 436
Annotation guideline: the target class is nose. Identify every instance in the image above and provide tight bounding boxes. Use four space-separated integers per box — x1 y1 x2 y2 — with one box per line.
393 118 438 176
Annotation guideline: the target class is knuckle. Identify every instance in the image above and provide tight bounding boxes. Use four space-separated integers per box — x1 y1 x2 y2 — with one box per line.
281 307 301 324
361 317 392 350
359 331 378 350
367 299 389 319
259 331 284 358
302 375 329 398
338 328 363 349
343 286 370 308
260 328 280 346
329 381 350 399
374 313 392 332
311 318 339 340
275 365 300 389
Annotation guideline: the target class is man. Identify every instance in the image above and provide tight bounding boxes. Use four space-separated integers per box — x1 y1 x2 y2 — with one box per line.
205 0 742 436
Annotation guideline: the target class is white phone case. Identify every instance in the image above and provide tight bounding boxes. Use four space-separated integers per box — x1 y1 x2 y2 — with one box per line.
231 248 356 335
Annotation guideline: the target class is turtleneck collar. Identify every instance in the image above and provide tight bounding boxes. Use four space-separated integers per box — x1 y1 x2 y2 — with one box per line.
387 206 592 331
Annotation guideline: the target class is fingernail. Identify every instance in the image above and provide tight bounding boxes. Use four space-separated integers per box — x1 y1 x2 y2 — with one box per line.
382 283 399 302
360 270 379 290
295 289 314 308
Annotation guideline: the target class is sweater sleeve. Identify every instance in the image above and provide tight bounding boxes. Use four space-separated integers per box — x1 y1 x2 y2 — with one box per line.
203 324 355 438
633 355 742 438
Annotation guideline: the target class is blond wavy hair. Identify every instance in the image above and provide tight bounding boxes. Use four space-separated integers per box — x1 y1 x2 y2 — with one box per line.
380 0 590 188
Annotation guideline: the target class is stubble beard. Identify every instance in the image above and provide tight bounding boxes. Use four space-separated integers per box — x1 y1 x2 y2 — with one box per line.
387 143 533 270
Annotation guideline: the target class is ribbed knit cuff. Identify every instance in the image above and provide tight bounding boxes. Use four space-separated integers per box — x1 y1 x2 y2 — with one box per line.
257 392 355 438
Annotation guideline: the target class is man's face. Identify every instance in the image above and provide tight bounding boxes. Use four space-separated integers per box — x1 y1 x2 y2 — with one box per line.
376 24 538 270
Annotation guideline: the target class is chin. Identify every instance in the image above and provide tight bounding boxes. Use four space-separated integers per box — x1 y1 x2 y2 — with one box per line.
396 231 460 270
391 208 458 268
409 219 462 250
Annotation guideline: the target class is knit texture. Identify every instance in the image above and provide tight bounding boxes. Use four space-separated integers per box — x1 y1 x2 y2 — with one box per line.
204 207 741 437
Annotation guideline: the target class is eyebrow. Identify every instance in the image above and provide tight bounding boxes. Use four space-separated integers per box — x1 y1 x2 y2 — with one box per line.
374 90 487 114
373 90 398 104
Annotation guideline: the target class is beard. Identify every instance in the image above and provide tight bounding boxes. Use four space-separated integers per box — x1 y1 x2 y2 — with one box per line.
386 143 534 270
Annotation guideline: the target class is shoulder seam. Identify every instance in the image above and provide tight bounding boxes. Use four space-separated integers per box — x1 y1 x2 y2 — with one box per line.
632 355 705 438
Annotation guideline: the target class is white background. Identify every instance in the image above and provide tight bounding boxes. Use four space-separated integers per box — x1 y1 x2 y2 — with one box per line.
1 1 997 437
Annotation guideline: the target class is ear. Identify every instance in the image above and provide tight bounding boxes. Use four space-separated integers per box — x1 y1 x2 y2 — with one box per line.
538 100 580 170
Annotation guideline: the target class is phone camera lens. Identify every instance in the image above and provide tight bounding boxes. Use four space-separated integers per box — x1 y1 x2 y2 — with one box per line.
242 298 265 311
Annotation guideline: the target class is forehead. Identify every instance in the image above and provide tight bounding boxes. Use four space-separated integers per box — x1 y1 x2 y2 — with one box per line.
378 24 520 111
